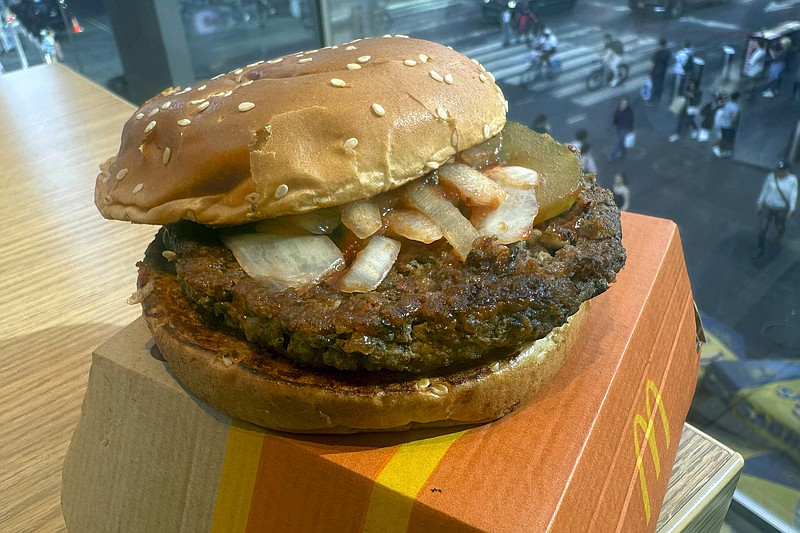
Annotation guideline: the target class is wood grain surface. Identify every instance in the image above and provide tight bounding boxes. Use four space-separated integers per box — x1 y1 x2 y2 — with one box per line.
0 64 740 533
0 65 155 532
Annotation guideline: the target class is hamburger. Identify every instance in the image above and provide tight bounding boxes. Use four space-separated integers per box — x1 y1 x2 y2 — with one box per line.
95 36 626 433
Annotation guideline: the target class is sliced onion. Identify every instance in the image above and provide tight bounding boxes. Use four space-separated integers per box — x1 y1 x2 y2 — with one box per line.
335 235 401 293
471 166 539 244
255 207 340 235
341 199 383 239
407 184 479 260
385 209 443 244
437 163 508 207
485 165 540 189
221 232 344 288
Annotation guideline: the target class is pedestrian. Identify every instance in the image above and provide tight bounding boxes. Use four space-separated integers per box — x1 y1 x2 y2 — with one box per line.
531 113 551 134
785 39 800 100
501 7 513 47
611 97 634 160
762 38 789 98
569 129 588 151
671 42 693 99
669 81 701 142
649 37 671 105
741 39 767 98
697 93 724 142
752 160 798 257
581 142 598 175
40 28 61 64
712 92 739 158
612 172 630 212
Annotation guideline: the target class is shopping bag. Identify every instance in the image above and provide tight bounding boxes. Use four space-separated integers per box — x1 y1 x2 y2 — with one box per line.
640 77 652 101
669 96 686 115
624 131 636 149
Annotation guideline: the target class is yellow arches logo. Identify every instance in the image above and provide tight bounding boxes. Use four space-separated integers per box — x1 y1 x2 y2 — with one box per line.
633 379 671 525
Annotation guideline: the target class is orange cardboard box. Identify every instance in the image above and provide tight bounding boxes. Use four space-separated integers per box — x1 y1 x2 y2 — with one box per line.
62 212 700 532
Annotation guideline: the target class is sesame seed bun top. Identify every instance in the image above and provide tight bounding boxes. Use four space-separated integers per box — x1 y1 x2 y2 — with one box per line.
95 36 508 226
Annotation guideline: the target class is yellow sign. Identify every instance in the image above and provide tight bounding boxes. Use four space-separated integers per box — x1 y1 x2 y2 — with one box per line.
633 379 671 524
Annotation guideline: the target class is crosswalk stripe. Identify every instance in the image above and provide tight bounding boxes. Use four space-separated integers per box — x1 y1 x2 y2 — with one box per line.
458 24 665 107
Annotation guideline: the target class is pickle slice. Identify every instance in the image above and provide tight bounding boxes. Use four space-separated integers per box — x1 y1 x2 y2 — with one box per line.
498 122 584 225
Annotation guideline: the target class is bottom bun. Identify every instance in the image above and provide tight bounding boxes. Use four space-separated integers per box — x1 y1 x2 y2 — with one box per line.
139 264 588 433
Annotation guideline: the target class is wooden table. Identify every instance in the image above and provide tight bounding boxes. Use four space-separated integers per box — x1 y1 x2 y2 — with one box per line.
0 64 742 532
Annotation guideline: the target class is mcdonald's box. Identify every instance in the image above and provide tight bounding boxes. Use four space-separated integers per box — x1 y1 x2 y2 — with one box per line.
62 212 701 532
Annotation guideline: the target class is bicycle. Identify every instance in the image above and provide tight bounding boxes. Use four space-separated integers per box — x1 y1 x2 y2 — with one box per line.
522 49 559 88
585 61 629 91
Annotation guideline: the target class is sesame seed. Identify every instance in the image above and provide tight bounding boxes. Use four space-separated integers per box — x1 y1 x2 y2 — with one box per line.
238 101 256 112
222 354 233 367
162 250 177 262
147 108 159 118
444 73 454 84
329 78 347 88
425 161 439 170
145 121 157 134
382 34 392 37
504 100 509 112
211 74 224 80
245 192 262 203
197 101 210 111
267 57 283 64
241 79 253 86
416 378 431 390
161 101 172 110
233 68 243 75
397 34 409 38
116 168 128 181
436 107 448 120
429 70 443 82
451 130 458 147
471 58 479 66
345 45 357 51
306 48 319 54
479 73 487 82
274 184 289 199
357 55 371 63
298 57 313 63
419 54 429 63
483 124 490 139
135 112 144 120
162 147 171 165
479 64 487 72
197 84 207 91
177 118 191 126
343 137 358 150
486 71 496 82
346 63 362 70
223 90 233 97
371 103 385 117
404 59 417 66
247 61 263 67
331 45 339 49
132 183 144 194
190 99 206 105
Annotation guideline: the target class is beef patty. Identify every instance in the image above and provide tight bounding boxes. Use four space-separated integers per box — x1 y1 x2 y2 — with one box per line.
138 177 625 374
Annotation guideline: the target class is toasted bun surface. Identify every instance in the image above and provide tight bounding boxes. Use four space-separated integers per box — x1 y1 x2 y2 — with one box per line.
96 37 507 226
139 263 587 433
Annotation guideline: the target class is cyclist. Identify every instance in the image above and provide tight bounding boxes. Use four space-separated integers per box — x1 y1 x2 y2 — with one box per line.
537 27 558 72
602 34 624 87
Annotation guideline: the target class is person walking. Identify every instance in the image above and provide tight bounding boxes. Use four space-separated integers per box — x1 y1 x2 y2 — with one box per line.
697 92 724 142
742 39 767 98
762 38 789 98
611 97 634 159
501 7 513 47
580 143 598 175
669 81 701 142
712 92 739 158
612 172 631 212
40 28 61 64
671 42 693 98
649 38 671 105
752 160 798 257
